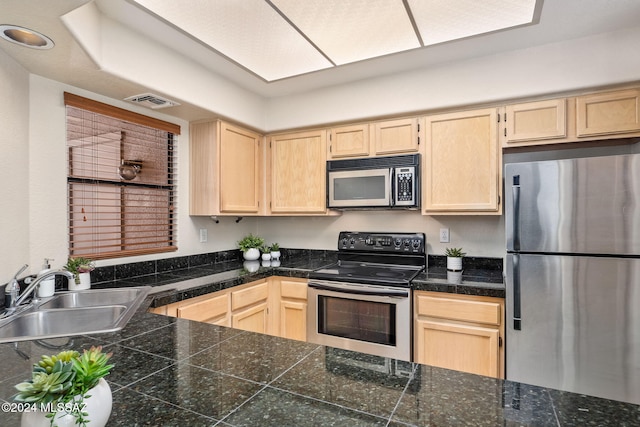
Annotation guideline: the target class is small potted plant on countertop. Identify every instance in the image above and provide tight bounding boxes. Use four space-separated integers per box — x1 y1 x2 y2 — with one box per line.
238 233 265 261
445 247 466 272
14 346 114 427
270 243 281 261
63 257 95 290
261 245 272 261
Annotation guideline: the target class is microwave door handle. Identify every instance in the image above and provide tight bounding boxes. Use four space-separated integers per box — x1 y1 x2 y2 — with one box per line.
389 168 395 206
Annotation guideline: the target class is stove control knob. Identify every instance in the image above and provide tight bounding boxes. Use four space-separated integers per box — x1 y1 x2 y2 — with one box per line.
403 239 410 247
412 240 421 249
394 238 401 247
350 238 356 245
341 238 348 247
365 236 373 245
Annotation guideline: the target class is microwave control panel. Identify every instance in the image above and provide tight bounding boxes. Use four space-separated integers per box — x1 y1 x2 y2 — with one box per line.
394 166 416 206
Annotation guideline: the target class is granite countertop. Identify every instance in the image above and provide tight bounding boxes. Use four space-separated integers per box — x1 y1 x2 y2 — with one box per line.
1 306 638 426
89 252 506 307
4 254 634 425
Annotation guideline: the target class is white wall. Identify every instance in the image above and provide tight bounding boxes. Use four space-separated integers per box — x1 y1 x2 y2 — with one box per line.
257 212 504 258
0 49 30 280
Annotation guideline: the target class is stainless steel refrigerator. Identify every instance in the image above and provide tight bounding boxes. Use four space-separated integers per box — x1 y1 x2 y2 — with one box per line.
505 152 640 405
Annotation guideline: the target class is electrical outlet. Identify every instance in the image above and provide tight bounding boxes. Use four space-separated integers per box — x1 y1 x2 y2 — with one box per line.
199 228 208 243
439 228 450 243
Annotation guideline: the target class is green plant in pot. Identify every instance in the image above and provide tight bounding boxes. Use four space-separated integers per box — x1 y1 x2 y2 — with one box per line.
14 346 114 427
270 242 281 261
63 257 95 285
237 234 265 261
445 247 466 271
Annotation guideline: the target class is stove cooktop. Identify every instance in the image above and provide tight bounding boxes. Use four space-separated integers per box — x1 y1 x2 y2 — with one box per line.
309 231 427 287
311 261 424 287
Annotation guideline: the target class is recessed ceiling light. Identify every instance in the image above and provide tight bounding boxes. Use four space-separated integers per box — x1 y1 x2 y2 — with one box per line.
0 24 54 49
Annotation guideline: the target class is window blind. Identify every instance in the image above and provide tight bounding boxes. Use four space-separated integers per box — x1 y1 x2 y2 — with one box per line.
65 93 178 259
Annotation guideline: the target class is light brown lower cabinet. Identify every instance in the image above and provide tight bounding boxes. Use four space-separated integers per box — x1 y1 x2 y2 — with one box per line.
150 277 307 340
414 291 505 378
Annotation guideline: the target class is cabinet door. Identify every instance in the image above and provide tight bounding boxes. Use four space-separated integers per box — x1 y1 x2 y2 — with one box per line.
422 108 501 214
279 279 308 341
577 89 640 137
328 124 369 158
503 99 567 143
269 130 327 213
280 300 307 341
177 292 230 327
232 302 268 334
415 319 500 377
219 122 262 213
372 118 419 155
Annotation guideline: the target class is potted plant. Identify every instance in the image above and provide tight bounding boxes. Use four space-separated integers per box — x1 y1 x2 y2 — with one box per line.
63 257 95 290
445 247 466 271
237 234 265 261
270 243 281 261
261 245 271 261
14 346 114 427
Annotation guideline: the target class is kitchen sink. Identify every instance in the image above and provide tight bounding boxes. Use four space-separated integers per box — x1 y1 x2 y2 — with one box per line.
0 286 150 343
38 288 146 309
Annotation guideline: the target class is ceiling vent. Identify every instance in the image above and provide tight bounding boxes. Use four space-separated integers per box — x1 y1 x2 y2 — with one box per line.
124 93 180 109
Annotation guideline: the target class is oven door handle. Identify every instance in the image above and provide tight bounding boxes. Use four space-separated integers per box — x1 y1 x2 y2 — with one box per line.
308 282 409 298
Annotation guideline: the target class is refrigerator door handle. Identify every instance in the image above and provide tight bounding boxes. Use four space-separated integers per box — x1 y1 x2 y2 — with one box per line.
512 175 521 251
513 253 522 330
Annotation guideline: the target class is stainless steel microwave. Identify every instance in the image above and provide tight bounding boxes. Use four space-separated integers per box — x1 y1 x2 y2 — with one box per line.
327 154 420 209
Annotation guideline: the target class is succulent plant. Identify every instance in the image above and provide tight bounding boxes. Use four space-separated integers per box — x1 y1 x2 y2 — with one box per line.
14 360 75 404
270 242 280 251
13 346 113 426
445 247 466 257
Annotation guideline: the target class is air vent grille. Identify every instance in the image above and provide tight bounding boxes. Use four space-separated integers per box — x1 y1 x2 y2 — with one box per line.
124 93 180 109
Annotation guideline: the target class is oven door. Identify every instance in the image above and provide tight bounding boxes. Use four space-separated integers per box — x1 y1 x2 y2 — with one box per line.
307 280 411 361
327 168 391 208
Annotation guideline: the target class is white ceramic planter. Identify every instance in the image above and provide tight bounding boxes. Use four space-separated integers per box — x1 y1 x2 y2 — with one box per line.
68 272 91 291
270 250 281 260
447 256 463 272
243 248 260 261
21 378 112 427
261 252 271 261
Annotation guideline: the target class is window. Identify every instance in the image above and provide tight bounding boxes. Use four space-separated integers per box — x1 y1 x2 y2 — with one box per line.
64 93 180 259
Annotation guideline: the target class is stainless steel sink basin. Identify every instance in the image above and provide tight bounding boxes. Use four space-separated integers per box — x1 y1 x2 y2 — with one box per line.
0 286 150 343
39 288 146 309
0 306 127 341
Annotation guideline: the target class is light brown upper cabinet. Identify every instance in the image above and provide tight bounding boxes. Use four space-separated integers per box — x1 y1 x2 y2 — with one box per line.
502 99 568 145
577 88 640 137
422 108 501 215
268 129 328 214
328 124 369 158
372 117 420 156
190 120 264 216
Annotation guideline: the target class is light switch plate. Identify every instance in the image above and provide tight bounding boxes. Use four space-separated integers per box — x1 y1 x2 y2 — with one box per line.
199 228 208 243
439 228 450 243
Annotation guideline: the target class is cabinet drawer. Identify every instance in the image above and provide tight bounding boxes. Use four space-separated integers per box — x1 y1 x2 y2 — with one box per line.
231 282 269 311
416 294 501 326
177 293 228 321
280 280 307 299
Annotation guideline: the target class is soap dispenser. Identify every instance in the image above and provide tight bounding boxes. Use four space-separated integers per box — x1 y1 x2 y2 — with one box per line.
37 258 56 298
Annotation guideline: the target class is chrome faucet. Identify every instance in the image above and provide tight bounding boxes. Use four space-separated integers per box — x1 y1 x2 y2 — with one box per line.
5 270 75 313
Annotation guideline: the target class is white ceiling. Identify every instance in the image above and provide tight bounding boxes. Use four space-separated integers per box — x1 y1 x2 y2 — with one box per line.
2 0 640 122
129 0 538 82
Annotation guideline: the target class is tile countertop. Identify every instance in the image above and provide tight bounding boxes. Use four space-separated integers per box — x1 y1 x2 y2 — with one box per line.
1 308 638 426
0 255 637 426
89 252 506 307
